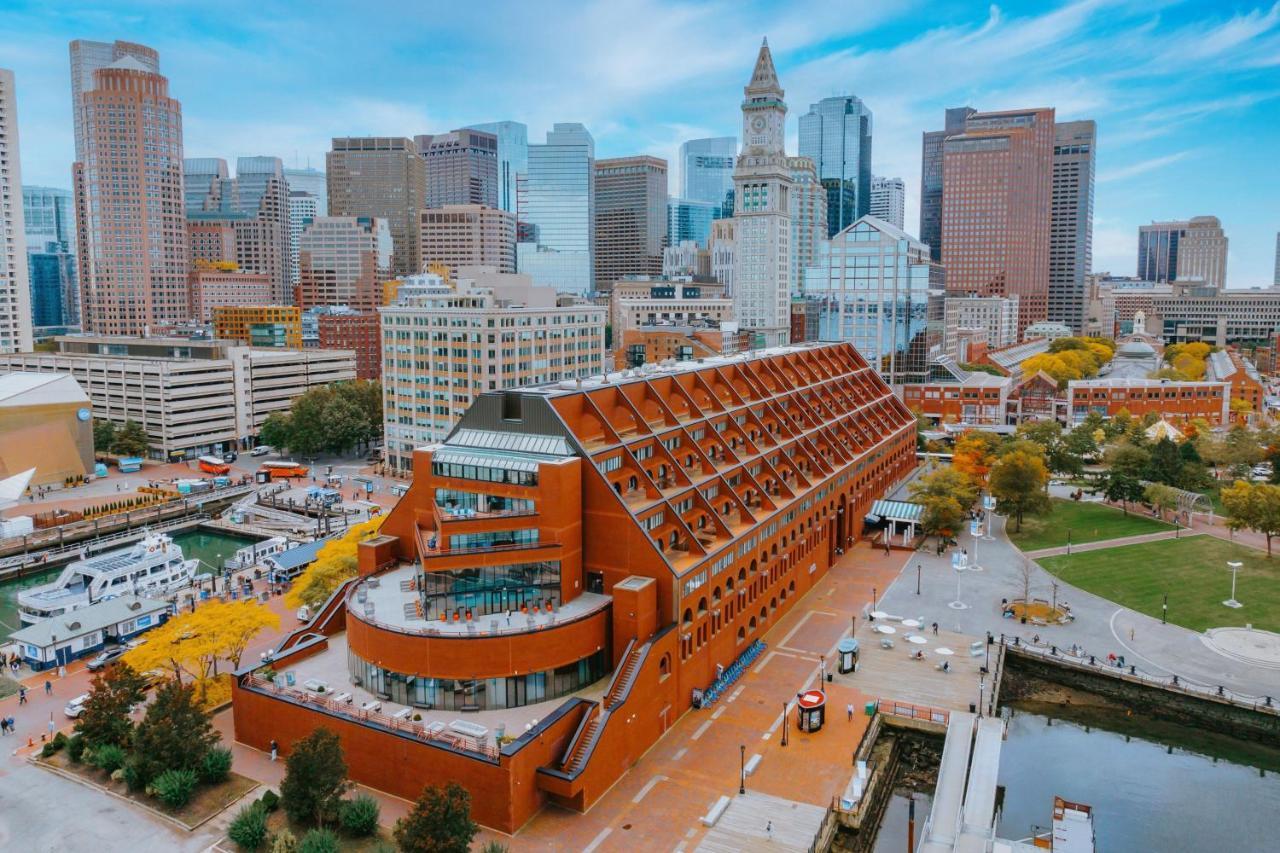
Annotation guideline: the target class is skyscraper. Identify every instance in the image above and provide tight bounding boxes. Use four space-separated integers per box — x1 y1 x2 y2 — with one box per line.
517 123 595 294
869 176 905 230
71 48 189 336
789 157 827 295
593 156 667 286
68 40 158 160
288 191 320 287
1275 232 1279 287
469 121 528 215
327 137 427 276
296 216 392 311
416 129 499 209
0 69 33 353
678 137 737 209
667 199 719 248
23 186 79 327
419 205 516 279
798 94 873 237
283 167 327 214
1048 120 1096 333
940 107 1055 335
732 39 795 347
919 107 975 262
1138 217 1228 288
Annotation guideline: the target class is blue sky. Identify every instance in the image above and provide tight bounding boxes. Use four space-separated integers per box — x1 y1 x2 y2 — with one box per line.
3 0 1278 284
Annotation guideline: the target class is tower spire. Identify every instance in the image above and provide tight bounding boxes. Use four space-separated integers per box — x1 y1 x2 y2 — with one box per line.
747 37 781 96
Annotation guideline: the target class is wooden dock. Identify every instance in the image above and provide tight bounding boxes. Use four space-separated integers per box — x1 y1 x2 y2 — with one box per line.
831 622 989 713
696 790 829 852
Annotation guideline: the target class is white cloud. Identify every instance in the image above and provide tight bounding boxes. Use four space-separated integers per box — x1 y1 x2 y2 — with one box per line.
1097 149 1195 183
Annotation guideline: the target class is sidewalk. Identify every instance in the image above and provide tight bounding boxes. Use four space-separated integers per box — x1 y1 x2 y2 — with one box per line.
1023 528 1197 558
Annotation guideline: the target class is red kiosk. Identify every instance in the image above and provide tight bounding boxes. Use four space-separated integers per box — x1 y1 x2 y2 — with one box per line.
796 689 827 732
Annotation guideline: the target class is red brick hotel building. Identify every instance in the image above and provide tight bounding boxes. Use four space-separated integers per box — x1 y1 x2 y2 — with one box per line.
232 342 916 833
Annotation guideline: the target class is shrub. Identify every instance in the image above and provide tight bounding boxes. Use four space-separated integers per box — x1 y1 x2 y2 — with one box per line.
94 743 127 773
259 788 280 812
201 746 233 784
297 829 339 853
153 768 198 809
123 756 147 792
270 830 297 853
338 794 380 837
40 742 56 758
53 731 68 749
110 768 126 783
228 802 269 850
67 733 86 763
479 843 509 853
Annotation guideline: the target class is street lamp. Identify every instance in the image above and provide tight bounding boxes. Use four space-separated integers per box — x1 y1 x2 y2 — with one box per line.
916 563 922 595
1162 593 1168 624
1224 561 1244 609
739 744 746 794
781 702 789 746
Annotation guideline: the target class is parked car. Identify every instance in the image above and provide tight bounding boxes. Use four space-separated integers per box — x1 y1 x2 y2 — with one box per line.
251 446 272 457
223 451 238 463
141 668 169 690
296 605 312 623
86 647 127 672
64 693 90 718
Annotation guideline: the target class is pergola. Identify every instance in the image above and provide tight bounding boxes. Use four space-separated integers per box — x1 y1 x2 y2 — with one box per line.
1139 480 1214 525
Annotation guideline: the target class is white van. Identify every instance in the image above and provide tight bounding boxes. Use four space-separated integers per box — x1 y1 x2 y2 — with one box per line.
64 693 90 718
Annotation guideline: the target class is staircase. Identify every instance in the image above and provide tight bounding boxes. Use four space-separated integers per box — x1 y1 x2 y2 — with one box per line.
563 706 603 775
605 638 642 710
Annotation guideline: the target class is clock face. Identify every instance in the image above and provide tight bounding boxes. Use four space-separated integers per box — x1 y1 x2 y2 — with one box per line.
77 407 91 422
751 116 766 132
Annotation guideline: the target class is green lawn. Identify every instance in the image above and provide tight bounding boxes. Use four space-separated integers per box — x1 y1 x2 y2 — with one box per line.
1006 499 1174 551
1039 536 1280 633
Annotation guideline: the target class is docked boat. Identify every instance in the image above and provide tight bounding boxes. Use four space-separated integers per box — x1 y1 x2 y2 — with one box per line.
16 532 197 627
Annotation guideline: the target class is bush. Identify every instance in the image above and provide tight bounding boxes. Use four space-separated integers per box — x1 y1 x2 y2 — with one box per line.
270 830 297 853
153 768 198 809
201 746 233 784
68 733 87 763
297 829 339 853
123 756 147 792
94 743 127 773
53 731 68 749
479 843 509 853
110 768 125 783
228 802 269 850
338 794 380 837
40 742 56 758
260 788 281 812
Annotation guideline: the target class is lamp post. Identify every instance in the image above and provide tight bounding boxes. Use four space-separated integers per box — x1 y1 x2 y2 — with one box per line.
916 563 921 595
1224 561 1243 608
1162 593 1168 624
872 586 878 611
781 702 789 746
739 744 746 794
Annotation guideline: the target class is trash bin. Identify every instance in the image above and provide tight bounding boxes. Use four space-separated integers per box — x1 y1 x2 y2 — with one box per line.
864 701 876 716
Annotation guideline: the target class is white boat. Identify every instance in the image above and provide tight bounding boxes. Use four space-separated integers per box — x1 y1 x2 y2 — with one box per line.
16 532 197 627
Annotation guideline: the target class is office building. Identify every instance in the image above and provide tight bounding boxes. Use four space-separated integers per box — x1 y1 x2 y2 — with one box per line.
68 40 158 160
869 176 905 230
1049 121 1096 333
710 218 735 295
662 241 711 279
327 137 427 276
618 322 749 368
231 341 916 834
317 311 380 380
900 358 1013 425
288 191 320 286
942 295 1019 358
1138 217 1228 288
798 94 873 236
469 121 527 215
789 156 827 296
790 297 820 343
189 265 273 321
517 123 595 294
801 216 943 385
420 205 516 280
211 304 302 348
594 156 667 287
0 71 32 354
283 167 327 214
919 107 975 263
416 129 499 209
678 136 737 209
666 199 718 248
379 270 605 468
297 217 393 312
732 40 795 347
23 186 79 327
1275 232 1280 286
71 49 188 336
1152 281 1280 345
1067 377 1229 426
0 336 354 458
940 107 1055 335
608 277 732 338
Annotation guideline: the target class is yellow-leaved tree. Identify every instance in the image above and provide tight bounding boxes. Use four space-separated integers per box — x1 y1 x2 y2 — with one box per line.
285 516 386 611
952 430 1002 488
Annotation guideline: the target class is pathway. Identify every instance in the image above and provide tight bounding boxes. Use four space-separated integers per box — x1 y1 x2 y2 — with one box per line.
1023 528 1196 559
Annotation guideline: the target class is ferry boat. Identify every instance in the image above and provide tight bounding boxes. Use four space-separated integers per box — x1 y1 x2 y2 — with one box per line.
1004 796 1095 852
16 532 198 627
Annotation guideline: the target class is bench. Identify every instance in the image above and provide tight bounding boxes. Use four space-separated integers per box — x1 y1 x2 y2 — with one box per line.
303 679 331 693
449 719 489 739
425 721 446 735
391 708 413 721
333 692 353 704
744 753 762 776
361 700 382 713
702 795 731 827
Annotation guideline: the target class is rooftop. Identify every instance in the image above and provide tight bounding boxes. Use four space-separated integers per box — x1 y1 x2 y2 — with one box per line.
10 594 169 647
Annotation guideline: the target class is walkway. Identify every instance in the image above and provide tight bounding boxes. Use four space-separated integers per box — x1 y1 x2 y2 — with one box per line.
1023 528 1196 559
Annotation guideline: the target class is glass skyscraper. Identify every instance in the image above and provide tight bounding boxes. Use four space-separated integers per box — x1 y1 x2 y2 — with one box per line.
679 137 737 209
283 167 327 215
23 186 79 327
667 199 718 248
802 217 943 386
517 123 594 294
470 121 528 215
798 95 873 237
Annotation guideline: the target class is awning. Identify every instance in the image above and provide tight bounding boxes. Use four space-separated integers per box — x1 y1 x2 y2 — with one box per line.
866 499 924 524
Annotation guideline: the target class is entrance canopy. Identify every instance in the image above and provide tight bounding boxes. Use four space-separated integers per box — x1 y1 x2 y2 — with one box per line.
866 499 924 525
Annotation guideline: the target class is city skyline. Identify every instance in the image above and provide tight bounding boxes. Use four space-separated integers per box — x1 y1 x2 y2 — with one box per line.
0 1 1277 287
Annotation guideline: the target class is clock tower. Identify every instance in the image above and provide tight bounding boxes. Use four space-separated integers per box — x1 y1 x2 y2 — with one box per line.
732 38 795 347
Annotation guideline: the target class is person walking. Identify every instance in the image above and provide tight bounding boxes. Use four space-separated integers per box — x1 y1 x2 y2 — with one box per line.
1 718 8 735
846 703 854 722
270 739 278 762
44 679 52 696
18 686 26 705
931 622 939 636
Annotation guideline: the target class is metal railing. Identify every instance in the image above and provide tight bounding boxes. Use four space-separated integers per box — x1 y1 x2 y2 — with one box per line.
1000 635 1278 715
243 675 499 761
876 698 952 726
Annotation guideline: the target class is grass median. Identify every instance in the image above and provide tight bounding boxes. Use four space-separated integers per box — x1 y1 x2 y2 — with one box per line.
1008 499 1174 552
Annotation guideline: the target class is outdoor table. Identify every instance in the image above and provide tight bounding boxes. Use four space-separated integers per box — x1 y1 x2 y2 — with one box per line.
901 619 922 629
869 610 889 620
934 647 955 656
873 625 896 635
907 635 928 645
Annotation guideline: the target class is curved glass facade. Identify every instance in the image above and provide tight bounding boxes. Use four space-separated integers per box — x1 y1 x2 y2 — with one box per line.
419 561 560 619
347 647 607 711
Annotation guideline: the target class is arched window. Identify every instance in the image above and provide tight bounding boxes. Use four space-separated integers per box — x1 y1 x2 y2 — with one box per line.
737 626 746 644
659 653 671 676
713 586 723 603
697 597 708 617
682 608 693 627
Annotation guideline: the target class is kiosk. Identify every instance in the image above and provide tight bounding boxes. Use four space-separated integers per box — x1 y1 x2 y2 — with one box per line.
796 689 827 732
837 637 859 674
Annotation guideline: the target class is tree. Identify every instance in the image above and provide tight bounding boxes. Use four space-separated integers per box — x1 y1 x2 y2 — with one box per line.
1103 471 1146 514
952 431 1001 488
112 419 149 457
1221 425 1263 480
1105 441 1150 479
394 782 478 853
259 412 292 452
1221 480 1280 557
285 517 384 610
74 662 147 748
132 679 218 785
93 419 116 454
989 450 1050 531
908 466 977 544
281 728 350 827
1145 437 1184 486
124 599 279 685
1144 483 1180 521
